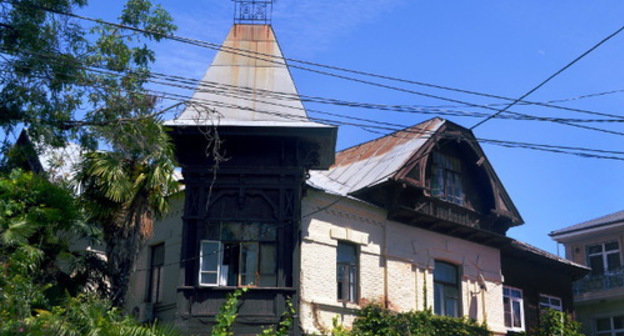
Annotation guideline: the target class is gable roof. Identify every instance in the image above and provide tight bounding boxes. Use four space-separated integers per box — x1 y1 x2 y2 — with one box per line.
308 118 444 195
550 210 624 238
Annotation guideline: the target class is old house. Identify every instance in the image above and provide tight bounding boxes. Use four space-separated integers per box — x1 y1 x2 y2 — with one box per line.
551 211 624 336
122 14 588 336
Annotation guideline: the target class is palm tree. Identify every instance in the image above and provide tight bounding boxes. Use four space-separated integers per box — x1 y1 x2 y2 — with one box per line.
78 118 179 307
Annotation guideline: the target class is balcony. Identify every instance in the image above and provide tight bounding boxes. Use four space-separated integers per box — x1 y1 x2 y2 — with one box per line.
574 269 624 296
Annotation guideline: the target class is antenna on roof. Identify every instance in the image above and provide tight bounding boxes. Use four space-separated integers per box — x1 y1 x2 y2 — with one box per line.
232 0 274 25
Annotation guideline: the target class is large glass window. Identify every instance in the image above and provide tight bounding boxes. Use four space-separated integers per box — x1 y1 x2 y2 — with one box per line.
198 222 277 287
337 241 358 303
587 241 621 275
503 286 524 331
430 152 464 205
539 294 562 312
147 243 165 303
596 316 624 336
434 261 460 317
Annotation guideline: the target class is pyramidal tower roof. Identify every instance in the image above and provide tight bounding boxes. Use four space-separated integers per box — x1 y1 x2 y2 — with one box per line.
166 24 328 128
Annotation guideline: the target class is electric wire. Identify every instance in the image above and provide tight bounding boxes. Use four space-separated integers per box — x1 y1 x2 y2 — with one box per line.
3 0 624 125
470 24 624 130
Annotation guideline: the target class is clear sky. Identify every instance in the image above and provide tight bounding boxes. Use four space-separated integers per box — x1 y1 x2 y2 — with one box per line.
80 0 624 255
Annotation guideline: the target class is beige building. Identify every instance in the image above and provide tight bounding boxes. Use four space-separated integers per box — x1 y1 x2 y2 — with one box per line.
551 211 624 336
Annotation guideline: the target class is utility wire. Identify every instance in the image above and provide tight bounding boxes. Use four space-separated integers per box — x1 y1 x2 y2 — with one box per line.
3 0 624 125
470 24 624 130
3 48 624 160
7 46 624 126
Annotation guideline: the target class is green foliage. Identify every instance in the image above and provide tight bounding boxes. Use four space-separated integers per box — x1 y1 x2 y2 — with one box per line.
532 309 585 336
0 0 177 151
211 288 249 336
350 303 490 336
259 298 297 336
0 221 178 336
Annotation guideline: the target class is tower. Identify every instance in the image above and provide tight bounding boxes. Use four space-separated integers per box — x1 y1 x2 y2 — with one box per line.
164 7 337 334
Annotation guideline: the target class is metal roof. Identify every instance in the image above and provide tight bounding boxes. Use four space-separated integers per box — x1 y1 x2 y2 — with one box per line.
308 118 444 195
170 24 315 126
550 210 624 237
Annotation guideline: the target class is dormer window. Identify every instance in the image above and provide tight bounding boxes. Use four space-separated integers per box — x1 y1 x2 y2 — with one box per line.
431 152 464 205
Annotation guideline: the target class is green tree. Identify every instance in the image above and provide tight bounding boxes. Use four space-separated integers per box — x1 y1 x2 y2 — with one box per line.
1 0 179 307
0 0 176 151
78 118 178 307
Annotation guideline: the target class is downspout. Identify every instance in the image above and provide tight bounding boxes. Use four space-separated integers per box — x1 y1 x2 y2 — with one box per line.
383 222 389 308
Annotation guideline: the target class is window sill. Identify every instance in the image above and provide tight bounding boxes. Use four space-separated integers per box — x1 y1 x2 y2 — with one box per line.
177 286 296 292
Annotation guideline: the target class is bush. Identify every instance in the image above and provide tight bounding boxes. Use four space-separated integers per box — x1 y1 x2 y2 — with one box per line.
350 304 490 336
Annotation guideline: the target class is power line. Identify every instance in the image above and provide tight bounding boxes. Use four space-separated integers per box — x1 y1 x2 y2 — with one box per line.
3 48 624 161
8 46 624 127
3 0 624 127
470 24 624 130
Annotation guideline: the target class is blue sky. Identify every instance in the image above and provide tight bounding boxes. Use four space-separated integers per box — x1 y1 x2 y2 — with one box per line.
81 1 624 255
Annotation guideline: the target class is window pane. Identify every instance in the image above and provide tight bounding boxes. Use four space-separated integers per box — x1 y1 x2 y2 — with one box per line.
614 316 624 329
539 295 549 304
259 243 276 287
588 245 603 254
337 242 357 264
221 222 276 241
608 253 621 271
596 318 611 331
511 289 522 299
434 262 458 284
504 297 511 327
349 265 357 302
201 272 217 285
240 243 258 286
434 283 444 315
606 242 619 251
590 255 605 275
151 244 165 266
201 241 220 272
512 301 522 328
445 297 458 317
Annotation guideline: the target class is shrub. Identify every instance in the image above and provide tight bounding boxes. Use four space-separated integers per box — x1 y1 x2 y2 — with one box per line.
350 303 490 336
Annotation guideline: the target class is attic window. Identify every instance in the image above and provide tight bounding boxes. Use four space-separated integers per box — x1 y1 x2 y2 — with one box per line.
430 152 464 205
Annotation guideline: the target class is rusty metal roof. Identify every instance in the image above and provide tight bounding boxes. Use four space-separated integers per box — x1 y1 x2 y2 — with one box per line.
308 118 444 195
167 24 328 128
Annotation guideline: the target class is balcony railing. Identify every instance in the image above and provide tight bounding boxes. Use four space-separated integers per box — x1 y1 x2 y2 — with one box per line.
574 269 624 295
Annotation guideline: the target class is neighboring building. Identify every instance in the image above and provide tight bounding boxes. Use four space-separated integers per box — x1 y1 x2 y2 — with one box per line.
123 20 589 336
551 211 624 336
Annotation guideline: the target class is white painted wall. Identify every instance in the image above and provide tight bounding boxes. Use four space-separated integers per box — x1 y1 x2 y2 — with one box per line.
299 190 507 335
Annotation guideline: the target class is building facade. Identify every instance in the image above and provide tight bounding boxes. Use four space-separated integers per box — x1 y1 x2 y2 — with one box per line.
113 22 590 336
551 211 624 336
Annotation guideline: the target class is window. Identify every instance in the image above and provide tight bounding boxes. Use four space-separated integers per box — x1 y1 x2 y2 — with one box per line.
147 243 165 303
596 316 624 336
198 222 277 287
430 152 464 205
434 261 460 317
539 294 562 311
337 241 358 303
587 241 621 275
503 286 524 331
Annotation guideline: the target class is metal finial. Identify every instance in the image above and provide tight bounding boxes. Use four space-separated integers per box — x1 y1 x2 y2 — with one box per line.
232 0 274 25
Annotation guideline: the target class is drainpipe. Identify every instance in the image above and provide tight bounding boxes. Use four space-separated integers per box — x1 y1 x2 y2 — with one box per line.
383 222 389 308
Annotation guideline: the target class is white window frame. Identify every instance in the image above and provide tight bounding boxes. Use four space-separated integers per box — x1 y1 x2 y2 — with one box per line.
596 315 624 336
199 240 221 287
539 294 562 311
587 241 621 275
503 286 525 332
